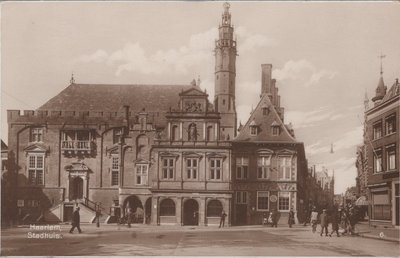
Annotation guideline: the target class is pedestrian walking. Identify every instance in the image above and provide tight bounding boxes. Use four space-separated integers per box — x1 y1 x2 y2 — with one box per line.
329 210 340 237
319 209 328 237
340 209 349 235
219 210 227 228
69 207 82 234
348 205 357 235
310 208 318 233
271 209 279 228
126 208 133 228
288 208 295 228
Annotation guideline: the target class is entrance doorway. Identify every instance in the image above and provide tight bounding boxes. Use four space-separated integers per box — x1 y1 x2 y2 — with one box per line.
183 199 199 226
395 184 399 226
70 177 83 200
235 204 247 225
123 195 144 223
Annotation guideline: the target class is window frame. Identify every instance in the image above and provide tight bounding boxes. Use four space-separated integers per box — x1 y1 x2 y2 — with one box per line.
386 145 396 171
385 114 396 135
373 121 383 140
278 192 290 211
374 149 383 173
236 157 249 180
250 126 258 136
278 156 292 180
27 153 45 185
186 158 199 180
162 157 175 180
272 126 280 136
135 163 148 185
257 191 269 211
30 127 44 143
207 200 223 217
111 156 119 186
257 156 271 180
209 158 222 181
160 198 176 216
113 128 123 144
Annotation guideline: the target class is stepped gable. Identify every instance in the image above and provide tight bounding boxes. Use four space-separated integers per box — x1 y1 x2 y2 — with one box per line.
381 79 400 103
234 94 297 143
39 83 192 112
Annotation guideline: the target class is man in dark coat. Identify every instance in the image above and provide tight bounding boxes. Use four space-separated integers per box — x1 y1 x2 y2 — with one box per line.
219 210 227 228
271 209 279 228
329 210 340 237
69 207 82 233
319 209 328 236
288 208 295 228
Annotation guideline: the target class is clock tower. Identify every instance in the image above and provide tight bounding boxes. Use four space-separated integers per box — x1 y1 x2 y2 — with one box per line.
214 2 237 140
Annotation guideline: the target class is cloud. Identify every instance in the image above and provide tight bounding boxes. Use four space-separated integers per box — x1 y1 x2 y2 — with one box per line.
334 126 363 152
273 59 337 87
286 106 334 129
305 141 329 156
236 26 277 52
74 26 276 77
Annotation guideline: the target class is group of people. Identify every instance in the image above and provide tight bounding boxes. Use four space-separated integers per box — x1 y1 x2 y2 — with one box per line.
308 204 359 237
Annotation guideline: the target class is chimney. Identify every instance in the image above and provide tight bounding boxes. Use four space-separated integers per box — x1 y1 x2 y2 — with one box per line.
261 64 272 97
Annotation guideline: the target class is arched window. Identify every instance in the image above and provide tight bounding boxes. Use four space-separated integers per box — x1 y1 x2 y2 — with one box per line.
160 198 176 216
207 200 223 217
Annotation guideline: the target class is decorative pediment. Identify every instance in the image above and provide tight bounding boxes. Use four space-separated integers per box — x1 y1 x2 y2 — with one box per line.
106 145 119 157
278 183 297 191
64 162 89 172
276 149 296 156
180 88 208 97
257 149 274 156
271 120 280 127
134 158 150 164
206 152 227 160
24 144 48 154
182 151 203 158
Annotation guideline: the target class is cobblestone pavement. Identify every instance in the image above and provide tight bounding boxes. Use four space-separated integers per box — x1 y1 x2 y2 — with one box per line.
1 224 399 256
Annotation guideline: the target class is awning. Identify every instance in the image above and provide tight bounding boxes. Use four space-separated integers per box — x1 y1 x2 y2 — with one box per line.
355 196 369 206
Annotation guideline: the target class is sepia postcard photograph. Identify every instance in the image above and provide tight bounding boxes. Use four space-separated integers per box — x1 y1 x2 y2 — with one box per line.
1 1 399 257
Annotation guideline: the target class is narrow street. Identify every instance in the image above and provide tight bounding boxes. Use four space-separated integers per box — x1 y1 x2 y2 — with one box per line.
1 224 399 256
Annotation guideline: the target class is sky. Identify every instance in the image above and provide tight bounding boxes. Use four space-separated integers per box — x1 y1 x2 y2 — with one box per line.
2 1 400 194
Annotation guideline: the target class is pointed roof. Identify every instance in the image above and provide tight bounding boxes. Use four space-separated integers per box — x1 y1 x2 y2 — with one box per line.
372 76 386 102
381 78 400 103
233 93 297 143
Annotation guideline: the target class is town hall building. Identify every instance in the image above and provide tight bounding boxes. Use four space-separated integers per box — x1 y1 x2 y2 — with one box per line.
5 3 309 226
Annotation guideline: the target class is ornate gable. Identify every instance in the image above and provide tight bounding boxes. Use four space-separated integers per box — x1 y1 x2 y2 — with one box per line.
24 144 49 154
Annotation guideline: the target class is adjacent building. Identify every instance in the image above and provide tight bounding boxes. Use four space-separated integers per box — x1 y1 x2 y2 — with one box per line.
5 3 309 226
365 71 399 227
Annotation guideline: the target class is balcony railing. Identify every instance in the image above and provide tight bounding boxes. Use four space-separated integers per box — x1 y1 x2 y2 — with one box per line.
61 140 93 153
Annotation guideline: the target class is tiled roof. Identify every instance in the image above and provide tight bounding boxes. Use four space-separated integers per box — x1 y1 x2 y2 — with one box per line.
39 83 192 112
381 79 400 103
233 94 297 143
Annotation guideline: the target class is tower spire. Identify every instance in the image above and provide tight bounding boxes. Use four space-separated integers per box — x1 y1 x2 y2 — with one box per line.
379 53 386 76
364 90 369 110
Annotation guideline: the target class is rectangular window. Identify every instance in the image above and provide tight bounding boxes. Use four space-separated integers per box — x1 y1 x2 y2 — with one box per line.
385 115 396 135
278 156 292 180
236 157 248 179
272 126 280 136
258 156 271 179
250 126 257 136
278 192 290 211
162 158 174 179
236 191 248 204
374 149 383 173
136 164 148 185
111 156 119 186
386 145 396 170
210 158 222 180
27 154 44 185
373 122 382 139
113 128 123 144
31 128 43 142
257 191 269 210
186 158 198 180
